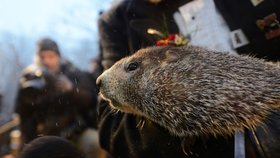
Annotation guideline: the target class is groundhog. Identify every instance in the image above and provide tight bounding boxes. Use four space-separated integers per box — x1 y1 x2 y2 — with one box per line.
96 45 280 137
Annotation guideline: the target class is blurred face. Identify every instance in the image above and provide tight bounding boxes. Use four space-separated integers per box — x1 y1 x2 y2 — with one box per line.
38 50 60 73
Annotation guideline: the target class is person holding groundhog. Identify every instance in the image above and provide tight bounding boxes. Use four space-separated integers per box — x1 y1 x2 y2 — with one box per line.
97 0 280 157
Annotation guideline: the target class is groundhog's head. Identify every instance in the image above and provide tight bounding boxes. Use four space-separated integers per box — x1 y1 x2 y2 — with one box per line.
97 45 280 137
97 46 186 114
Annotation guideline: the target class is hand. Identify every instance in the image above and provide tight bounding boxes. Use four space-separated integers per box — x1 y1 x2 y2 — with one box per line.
55 74 73 92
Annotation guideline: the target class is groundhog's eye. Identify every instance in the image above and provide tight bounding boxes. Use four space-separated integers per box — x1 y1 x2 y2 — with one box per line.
126 62 138 72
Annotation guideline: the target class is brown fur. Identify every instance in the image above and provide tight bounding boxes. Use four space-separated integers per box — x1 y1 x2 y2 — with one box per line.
97 45 280 137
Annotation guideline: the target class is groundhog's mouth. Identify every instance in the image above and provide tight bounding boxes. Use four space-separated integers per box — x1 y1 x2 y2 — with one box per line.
99 91 121 107
99 92 143 115
99 91 113 103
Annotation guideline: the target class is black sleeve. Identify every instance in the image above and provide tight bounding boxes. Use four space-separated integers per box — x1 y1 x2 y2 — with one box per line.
97 4 130 70
72 71 99 129
15 89 38 144
97 99 190 158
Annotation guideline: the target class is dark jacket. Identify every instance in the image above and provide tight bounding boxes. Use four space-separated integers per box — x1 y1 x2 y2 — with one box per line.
214 0 280 61
16 61 96 144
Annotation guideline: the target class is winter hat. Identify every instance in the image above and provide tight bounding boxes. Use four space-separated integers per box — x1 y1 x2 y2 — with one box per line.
18 136 84 158
37 38 60 56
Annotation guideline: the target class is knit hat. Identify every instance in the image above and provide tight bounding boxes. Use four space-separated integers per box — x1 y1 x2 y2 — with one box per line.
18 136 84 158
36 38 60 56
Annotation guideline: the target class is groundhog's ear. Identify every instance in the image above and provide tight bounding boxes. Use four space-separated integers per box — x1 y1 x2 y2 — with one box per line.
164 50 180 63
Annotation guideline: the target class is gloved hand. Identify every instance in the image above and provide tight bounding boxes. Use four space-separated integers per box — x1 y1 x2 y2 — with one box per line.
55 74 73 92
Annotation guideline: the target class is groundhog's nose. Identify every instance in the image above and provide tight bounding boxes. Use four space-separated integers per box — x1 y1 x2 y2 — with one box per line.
96 75 102 88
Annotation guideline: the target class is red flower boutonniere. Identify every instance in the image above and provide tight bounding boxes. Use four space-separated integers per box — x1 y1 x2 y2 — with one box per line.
147 28 189 46
156 33 189 46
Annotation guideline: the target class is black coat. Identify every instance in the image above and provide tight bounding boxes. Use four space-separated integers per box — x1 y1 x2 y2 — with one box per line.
214 0 280 61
